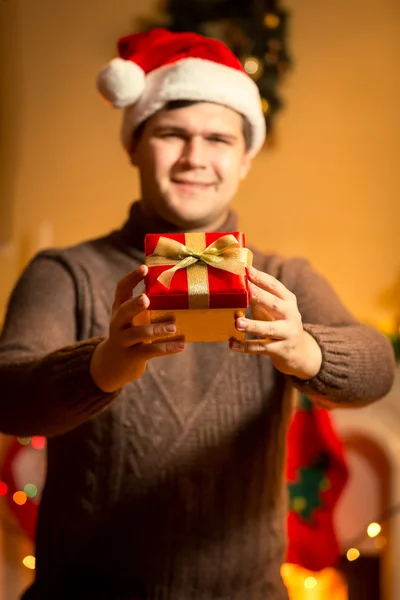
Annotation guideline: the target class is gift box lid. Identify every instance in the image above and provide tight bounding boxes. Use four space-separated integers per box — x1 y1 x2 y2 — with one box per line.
144 231 251 310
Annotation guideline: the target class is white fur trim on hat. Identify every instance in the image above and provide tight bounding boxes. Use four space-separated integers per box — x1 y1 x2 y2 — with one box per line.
97 57 146 108
121 58 266 157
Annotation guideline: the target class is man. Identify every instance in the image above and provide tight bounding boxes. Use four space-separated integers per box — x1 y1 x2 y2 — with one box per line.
0 28 395 600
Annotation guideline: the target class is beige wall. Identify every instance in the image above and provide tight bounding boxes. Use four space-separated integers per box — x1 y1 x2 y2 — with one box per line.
237 0 400 329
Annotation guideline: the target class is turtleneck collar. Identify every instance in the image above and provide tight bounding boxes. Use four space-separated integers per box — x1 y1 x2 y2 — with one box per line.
116 201 239 253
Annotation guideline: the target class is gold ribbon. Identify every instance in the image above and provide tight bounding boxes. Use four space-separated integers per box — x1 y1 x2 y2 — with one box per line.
146 233 253 309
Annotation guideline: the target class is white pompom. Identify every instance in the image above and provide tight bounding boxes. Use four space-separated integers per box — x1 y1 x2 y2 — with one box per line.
96 57 145 108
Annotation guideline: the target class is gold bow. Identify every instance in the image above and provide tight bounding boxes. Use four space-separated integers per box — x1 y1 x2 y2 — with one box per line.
146 233 253 309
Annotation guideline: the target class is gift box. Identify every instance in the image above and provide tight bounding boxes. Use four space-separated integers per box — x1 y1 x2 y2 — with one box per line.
134 231 253 342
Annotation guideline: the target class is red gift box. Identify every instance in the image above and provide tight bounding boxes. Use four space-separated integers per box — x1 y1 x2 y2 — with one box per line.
136 231 253 342
144 231 250 310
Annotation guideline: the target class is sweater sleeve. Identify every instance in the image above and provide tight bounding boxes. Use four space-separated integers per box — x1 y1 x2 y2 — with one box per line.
282 258 396 407
0 253 119 437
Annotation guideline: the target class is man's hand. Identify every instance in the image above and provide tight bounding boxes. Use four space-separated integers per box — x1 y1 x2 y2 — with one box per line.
229 265 322 380
90 265 185 392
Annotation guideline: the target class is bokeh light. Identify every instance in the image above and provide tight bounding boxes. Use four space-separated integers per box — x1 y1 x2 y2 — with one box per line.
13 491 27 506
24 484 38 499
347 548 360 561
367 522 382 538
31 436 46 450
22 556 36 570
304 576 318 589
18 437 31 446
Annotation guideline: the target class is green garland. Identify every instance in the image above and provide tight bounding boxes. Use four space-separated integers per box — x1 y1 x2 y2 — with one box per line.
389 333 400 362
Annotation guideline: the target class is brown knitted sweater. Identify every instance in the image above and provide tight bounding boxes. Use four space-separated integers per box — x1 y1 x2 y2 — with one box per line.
0 203 395 600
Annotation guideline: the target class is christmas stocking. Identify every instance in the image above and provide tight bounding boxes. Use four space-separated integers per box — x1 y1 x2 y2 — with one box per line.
286 395 349 571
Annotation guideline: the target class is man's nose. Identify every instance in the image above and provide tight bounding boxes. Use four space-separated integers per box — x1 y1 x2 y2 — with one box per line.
180 136 206 168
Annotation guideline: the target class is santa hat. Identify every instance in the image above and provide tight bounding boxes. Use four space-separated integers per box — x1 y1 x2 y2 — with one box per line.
96 28 266 157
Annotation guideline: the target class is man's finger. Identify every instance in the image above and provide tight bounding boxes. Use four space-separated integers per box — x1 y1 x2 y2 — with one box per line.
229 337 273 353
229 337 296 358
113 294 150 329
112 265 148 312
235 317 287 339
120 321 177 347
247 283 289 319
247 266 294 300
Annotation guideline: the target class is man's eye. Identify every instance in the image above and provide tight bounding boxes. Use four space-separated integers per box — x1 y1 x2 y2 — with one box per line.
161 132 183 139
208 137 230 145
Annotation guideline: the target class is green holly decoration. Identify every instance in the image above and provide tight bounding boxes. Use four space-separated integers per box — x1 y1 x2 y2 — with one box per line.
288 465 328 523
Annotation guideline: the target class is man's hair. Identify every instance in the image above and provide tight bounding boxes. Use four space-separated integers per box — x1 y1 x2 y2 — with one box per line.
132 100 252 151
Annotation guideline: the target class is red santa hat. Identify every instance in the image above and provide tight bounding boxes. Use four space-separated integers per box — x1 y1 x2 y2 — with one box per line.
96 28 266 157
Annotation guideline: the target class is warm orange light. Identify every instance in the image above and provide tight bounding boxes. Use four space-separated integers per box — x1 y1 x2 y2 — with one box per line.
13 491 27 505
347 548 360 561
281 563 347 599
367 522 381 538
22 556 36 570
304 576 318 589
261 98 270 114
264 13 280 28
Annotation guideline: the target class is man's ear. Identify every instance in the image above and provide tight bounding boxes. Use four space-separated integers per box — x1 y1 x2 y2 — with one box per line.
239 153 252 181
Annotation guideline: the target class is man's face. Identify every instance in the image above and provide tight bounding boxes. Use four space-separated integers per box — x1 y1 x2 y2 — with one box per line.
130 102 252 230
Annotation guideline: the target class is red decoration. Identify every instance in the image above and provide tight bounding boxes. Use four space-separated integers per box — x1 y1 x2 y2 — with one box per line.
1 438 46 540
286 398 349 571
31 436 46 450
118 28 245 74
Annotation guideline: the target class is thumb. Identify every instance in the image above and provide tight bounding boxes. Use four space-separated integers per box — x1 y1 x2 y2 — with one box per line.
112 265 148 313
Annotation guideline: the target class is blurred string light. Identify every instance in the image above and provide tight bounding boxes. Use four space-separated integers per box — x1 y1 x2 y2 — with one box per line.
13 491 27 505
367 522 381 538
347 548 360 562
18 435 46 450
0 435 45 514
31 436 46 450
304 576 318 589
22 555 36 570
0 437 45 504
261 98 270 115
243 56 263 79
343 503 400 561
18 437 31 446
264 12 280 29
24 483 38 499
